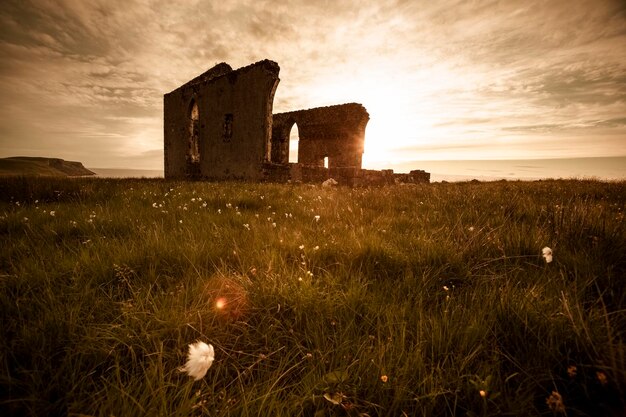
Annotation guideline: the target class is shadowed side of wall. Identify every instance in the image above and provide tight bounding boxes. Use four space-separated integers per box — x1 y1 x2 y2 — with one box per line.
164 60 280 180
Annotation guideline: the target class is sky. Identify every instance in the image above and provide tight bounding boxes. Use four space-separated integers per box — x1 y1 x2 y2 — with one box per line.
0 0 625 171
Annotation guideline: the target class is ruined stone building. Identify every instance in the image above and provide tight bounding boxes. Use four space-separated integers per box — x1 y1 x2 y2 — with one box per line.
164 60 429 185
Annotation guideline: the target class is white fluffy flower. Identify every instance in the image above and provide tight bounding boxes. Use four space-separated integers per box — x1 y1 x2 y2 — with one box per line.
542 247 553 263
180 341 214 380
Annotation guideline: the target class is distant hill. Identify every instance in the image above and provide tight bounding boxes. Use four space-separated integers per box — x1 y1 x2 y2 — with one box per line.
0 157 96 177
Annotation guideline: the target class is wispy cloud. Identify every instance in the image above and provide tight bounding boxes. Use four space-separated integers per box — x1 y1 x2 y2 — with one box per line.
0 0 624 168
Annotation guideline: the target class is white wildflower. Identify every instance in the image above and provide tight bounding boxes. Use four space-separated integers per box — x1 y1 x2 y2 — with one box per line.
50 210 56 217
314 215 320 222
180 341 214 381
243 223 250 230
542 247 553 263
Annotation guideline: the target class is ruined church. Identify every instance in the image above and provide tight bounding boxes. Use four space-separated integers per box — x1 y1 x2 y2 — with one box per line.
164 60 429 185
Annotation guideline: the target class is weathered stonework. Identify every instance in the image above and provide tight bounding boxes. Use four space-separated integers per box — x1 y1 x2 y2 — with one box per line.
164 60 279 180
164 60 429 185
270 103 369 168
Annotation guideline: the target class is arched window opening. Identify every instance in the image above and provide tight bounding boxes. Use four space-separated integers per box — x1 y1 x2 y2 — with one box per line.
323 156 329 169
188 101 200 163
288 123 299 164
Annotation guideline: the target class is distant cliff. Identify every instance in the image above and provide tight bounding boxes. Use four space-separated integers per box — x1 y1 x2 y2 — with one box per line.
0 157 96 177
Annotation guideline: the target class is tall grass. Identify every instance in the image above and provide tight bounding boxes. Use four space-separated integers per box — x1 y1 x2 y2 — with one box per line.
1 177 624 416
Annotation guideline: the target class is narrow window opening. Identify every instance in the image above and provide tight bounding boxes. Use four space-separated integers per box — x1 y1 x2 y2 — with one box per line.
288 123 299 163
223 113 233 142
188 101 200 163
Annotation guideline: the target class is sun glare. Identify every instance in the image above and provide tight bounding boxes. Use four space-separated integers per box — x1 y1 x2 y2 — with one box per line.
303 67 443 169
215 297 227 310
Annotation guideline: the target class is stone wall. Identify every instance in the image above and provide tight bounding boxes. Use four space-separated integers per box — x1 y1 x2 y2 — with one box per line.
271 104 369 168
164 60 430 185
164 60 279 180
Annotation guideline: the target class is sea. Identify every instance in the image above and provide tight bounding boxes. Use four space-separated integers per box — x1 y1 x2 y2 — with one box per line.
89 156 626 183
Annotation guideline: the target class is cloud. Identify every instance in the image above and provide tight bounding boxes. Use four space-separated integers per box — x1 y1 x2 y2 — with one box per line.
0 0 625 168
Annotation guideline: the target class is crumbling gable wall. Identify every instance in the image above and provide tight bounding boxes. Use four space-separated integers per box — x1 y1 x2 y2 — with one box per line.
164 60 279 180
271 103 369 169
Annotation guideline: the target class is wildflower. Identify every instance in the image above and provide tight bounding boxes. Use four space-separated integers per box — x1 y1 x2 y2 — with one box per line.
23 217 28 222
152 202 158 208
468 226 475 232
380 375 388 383
314 215 320 222
179 220 183 224
542 247 553 263
272 222 276 228
567 365 577 378
226 203 232 208
596 371 608 386
180 341 214 381
50 210 56 217
314 246 319 251
243 223 250 230
479 390 487 398
546 390 565 413
299 244 304 250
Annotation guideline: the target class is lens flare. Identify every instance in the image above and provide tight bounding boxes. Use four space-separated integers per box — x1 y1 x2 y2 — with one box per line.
215 297 227 310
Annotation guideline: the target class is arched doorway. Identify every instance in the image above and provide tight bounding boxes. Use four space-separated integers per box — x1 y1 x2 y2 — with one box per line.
188 100 200 164
288 123 299 164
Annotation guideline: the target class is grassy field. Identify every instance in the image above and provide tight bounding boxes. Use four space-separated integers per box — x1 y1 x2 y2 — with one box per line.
0 177 624 416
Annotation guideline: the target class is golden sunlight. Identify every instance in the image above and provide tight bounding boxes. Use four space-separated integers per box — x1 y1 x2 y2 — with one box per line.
303 64 450 169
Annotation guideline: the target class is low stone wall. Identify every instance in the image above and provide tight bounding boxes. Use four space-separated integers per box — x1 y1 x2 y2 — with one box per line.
394 170 431 184
261 163 430 186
